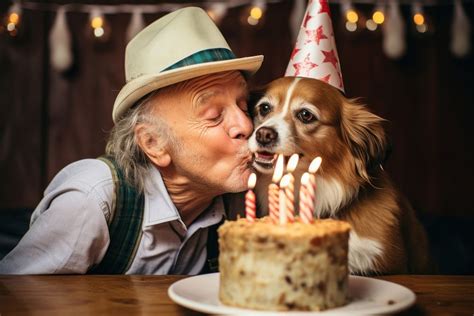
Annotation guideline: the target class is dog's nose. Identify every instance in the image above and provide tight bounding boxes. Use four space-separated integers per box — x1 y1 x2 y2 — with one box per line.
256 127 278 146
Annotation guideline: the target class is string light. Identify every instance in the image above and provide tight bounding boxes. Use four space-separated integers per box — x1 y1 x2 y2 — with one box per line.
366 19 378 31
372 9 385 25
373 11 384 24
247 0 266 26
89 7 109 40
340 1 358 32
6 2 22 37
346 21 357 32
3 0 472 60
412 2 428 33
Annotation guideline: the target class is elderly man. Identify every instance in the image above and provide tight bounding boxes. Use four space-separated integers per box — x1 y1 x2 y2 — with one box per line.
0 7 263 274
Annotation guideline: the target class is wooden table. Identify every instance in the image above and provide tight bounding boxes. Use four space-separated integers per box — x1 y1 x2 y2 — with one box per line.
0 275 473 315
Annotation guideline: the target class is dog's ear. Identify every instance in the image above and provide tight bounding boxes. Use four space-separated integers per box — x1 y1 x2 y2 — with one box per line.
340 99 388 182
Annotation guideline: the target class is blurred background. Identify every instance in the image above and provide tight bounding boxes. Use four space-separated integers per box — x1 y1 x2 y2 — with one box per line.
0 0 473 273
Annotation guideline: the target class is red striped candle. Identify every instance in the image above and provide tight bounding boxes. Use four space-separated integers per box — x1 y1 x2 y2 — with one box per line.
279 174 291 225
245 173 257 222
269 154 285 223
308 157 322 218
299 172 314 223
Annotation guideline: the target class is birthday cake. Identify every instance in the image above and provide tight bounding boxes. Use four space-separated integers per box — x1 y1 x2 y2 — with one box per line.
218 217 351 311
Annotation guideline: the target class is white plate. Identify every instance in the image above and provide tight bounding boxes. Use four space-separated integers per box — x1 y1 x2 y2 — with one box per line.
168 273 416 315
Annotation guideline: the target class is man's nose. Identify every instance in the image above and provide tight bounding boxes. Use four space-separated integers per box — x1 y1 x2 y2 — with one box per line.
256 126 278 146
229 107 253 140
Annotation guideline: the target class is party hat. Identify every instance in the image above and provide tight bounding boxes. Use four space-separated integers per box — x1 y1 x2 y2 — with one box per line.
285 0 344 93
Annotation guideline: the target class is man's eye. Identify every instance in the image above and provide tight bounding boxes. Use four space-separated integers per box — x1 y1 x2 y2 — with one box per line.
258 103 272 117
211 113 223 122
297 109 317 124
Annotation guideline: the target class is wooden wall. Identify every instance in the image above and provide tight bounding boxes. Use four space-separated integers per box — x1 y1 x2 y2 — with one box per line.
0 1 473 218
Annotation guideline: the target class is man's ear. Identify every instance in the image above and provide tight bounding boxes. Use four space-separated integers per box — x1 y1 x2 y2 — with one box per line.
135 124 171 168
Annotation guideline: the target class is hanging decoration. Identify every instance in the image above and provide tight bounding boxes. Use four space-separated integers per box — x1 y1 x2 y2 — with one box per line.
289 0 306 42
6 1 21 37
411 2 428 33
206 2 228 25
89 7 108 39
340 0 358 32
126 8 145 42
383 1 406 59
2 0 472 60
49 6 73 72
247 0 267 26
451 0 471 58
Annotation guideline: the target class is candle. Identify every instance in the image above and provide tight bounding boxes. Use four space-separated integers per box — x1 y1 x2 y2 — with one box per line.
269 154 285 223
308 157 322 218
284 154 299 223
245 173 257 222
279 174 292 225
299 172 314 223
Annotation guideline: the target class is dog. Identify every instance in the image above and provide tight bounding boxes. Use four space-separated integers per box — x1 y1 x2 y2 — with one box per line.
248 76 432 275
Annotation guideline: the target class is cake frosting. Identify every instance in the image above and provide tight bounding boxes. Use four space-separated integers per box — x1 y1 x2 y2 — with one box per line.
218 217 351 311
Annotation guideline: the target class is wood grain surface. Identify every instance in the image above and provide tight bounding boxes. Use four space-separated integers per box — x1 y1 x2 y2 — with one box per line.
0 275 473 315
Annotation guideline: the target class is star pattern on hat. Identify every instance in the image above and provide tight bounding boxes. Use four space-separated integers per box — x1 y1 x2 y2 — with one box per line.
320 74 331 83
305 25 328 45
293 53 318 76
318 0 331 16
303 12 313 28
321 49 339 69
285 0 344 93
290 48 301 60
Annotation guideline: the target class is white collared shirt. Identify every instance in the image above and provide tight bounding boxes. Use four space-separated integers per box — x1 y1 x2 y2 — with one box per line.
0 159 231 275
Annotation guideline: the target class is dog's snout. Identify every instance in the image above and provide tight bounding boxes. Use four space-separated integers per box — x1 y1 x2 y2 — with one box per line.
256 127 278 146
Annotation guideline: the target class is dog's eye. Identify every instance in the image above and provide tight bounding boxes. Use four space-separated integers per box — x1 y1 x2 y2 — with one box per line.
297 109 317 124
258 103 272 117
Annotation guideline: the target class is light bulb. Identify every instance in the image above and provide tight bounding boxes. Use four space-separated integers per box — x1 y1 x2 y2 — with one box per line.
373 11 385 24
346 10 358 23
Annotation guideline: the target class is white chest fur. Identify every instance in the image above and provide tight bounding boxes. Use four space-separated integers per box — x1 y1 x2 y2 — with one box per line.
348 230 384 275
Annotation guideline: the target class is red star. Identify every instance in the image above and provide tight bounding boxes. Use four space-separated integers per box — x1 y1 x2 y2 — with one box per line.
304 25 328 45
319 74 331 83
321 49 339 69
290 48 301 60
318 0 331 16
293 53 318 76
303 13 313 28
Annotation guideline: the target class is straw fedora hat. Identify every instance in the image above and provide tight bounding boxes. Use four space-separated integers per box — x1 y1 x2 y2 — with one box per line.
112 6 264 123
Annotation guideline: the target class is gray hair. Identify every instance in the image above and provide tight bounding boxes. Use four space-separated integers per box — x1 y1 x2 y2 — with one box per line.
105 91 175 193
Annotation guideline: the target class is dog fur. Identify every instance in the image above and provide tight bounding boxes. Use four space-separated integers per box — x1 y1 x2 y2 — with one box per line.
248 77 432 275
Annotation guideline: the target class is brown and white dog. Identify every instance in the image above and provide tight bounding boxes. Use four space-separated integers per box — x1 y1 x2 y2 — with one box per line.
248 77 432 275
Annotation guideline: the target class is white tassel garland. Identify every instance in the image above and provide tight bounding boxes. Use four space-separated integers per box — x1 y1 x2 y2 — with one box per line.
290 0 306 43
126 8 145 42
383 1 406 59
49 7 73 72
451 0 471 58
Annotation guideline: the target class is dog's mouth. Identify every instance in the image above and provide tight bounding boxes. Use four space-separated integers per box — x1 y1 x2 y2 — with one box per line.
252 151 305 173
253 151 277 170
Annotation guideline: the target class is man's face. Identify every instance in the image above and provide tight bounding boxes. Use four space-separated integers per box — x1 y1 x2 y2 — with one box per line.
152 71 253 194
